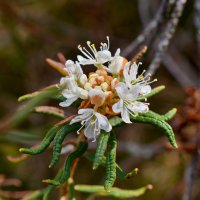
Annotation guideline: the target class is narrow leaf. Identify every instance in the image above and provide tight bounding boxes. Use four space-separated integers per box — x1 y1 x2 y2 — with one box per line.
130 114 177 148
93 131 110 170
49 123 81 168
75 184 153 199
43 142 88 186
33 106 65 119
19 125 61 155
104 133 117 192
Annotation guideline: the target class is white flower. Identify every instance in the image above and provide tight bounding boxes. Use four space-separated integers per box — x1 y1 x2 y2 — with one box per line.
59 77 88 107
123 62 152 95
107 54 127 75
112 83 149 123
112 62 154 123
70 108 112 141
65 60 83 80
77 36 120 67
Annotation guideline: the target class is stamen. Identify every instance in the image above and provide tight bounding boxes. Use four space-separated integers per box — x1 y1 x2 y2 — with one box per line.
91 44 98 55
77 122 86 134
83 47 94 59
106 36 110 49
78 45 93 59
87 42 96 56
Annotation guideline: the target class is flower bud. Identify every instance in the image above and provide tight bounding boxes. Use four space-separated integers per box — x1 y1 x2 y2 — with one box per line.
89 89 105 107
79 74 88 87
101 82 109 91
84 82 92 91
77 88 88 99
111 78 119 90
96 76 104 84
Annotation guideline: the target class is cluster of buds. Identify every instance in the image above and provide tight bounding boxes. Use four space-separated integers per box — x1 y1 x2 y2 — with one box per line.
59 37 156 141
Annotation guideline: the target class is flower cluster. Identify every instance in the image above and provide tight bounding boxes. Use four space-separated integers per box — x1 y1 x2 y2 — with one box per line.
59 37 155 141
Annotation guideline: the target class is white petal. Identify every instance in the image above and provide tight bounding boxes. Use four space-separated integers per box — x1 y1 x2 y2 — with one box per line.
77 55 85 62
62 90 77 99
127 102 149 115
108 56 123 74
78 108 93 115
121 107 132 123
115 82 129 99
66 60 74 65
60 77 68 86
130 63 138 80
130 85 151 99
59 96 78 107
77 87 88 99
67 77 77 91
84 121 97 140
139 85 151 96
77 55 96 65
128 85 142 100
98 50 112 62
123 62 131 86
70 115 83 124
112 99 123 113
75 62 83 78
114 48 120 56
65 60 76 76
95 112 112 132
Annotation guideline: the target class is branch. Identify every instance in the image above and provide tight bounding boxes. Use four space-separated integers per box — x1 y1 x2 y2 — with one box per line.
148 0 187 75
182 151 198 200
194 0 200 73
122 0 170 57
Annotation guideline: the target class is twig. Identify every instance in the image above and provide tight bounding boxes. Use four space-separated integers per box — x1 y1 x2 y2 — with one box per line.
194 0 200 80
148 0 187 75
55 115 77 126
122 0 170 57
182 151 198 200
138 0 153 26
182 123 200 200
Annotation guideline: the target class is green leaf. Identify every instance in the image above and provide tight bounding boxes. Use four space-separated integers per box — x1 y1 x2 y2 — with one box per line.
87 153 137 180
104 133 117 192
22 190 43 200
142 108 177 121
13 87 59 126
42 169 63 200
68 178 76 200
130 114 177 148
18 84 58 102
44 142 88 186
93 131 110 170
49 123 81 168
109 116 123 127
19 125 61 155
75 185 152 199
33 106 65 119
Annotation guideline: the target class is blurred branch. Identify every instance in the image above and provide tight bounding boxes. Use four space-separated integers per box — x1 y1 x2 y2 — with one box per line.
148 0 187 75
194 0 200 82
194 0 200 51
182 152 198 200
122 0 170 57
138 0 153 26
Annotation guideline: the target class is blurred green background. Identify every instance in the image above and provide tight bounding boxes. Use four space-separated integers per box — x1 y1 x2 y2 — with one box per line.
0 0 199 200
